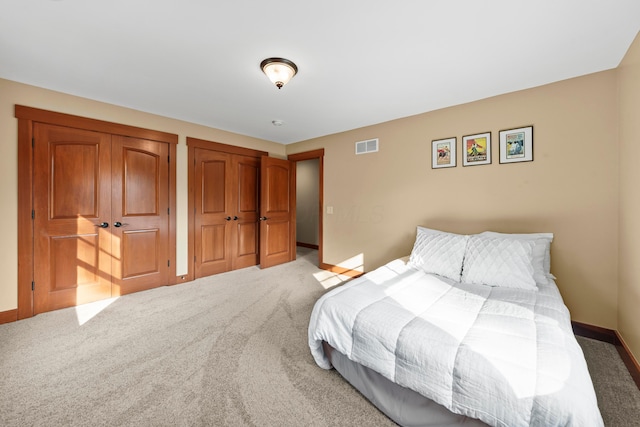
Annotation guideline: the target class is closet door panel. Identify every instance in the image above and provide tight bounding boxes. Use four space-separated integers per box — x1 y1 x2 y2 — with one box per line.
111 136 169 295
203 158 227 214
121 148 160 215
232 155 259 269
236 223 258 256
201 225 227 262
33 124 112 313
195 149 233 277
121 229 161 278
259 156 296 269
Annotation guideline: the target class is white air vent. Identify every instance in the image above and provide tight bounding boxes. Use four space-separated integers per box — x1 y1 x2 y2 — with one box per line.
355 138 379 155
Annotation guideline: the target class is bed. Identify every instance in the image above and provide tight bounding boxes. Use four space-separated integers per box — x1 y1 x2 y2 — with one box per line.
308 227 604 427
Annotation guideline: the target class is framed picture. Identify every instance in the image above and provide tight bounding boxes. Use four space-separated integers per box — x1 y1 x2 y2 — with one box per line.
499 125 533 163
462 132 491 166
431 137 456 169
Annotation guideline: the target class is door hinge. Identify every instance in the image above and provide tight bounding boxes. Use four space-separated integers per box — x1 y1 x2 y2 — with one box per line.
167 260 170 267
31 210 35 220
168 155 170 163
167 207 170 215
32 137 34 148
31 281 35 291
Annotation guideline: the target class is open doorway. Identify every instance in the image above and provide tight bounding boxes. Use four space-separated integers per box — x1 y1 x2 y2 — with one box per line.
288 149 324 267
296 158 319 249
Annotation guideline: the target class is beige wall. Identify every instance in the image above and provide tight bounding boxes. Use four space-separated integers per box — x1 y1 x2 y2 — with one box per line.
287 71 620 330
618 33 640 363
0 78 285 312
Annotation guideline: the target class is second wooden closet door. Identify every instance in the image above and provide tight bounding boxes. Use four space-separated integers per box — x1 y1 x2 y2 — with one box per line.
194 149 259 277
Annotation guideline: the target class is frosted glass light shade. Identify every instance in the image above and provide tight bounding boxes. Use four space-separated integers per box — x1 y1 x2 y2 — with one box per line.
260 58 298 89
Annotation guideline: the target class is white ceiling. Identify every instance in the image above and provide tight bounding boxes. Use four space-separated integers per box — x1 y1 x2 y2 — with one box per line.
1 1 639 145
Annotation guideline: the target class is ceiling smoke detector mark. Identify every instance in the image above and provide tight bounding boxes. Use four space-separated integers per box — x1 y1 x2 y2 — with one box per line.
355 138 379 155
272 120 284 126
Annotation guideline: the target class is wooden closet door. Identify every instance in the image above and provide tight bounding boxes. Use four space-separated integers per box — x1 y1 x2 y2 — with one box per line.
231 155 259 270
111 136 170 295
193 150 260 277
194 149 233 277
259 156 296 269
33 124 113 313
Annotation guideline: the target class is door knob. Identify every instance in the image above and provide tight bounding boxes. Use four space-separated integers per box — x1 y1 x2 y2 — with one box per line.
114 222 128 228
225 216 232 221
259 217 268 221
95 222 109 228
233 216 239 221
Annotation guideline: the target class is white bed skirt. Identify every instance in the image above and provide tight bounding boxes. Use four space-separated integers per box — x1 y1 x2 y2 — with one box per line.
328 343 489 427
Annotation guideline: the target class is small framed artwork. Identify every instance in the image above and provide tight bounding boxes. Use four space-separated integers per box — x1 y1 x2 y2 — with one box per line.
431 137 456 169
499 125 533 164
462 132 491 166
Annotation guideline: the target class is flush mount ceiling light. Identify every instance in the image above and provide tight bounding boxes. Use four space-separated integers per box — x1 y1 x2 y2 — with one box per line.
260 57 298 89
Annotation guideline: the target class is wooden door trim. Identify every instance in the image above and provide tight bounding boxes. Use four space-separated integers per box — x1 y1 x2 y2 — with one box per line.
187 146 196 283
168 141 177 285
186 137 267 281
17 117 34 319
287 149 325 162
15 105 178 144
288 149 324 267
186 137 268 158
16 105 178 319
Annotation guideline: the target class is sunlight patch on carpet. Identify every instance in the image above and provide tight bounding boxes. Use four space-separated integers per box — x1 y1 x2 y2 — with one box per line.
75 297 119 326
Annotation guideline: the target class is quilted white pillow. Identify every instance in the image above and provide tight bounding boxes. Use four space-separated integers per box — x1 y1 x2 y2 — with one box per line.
408 226 468 281
461 235 537 290
480 231 553 284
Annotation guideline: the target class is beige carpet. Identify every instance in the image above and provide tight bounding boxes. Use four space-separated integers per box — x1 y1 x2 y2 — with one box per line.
0 247 637 426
